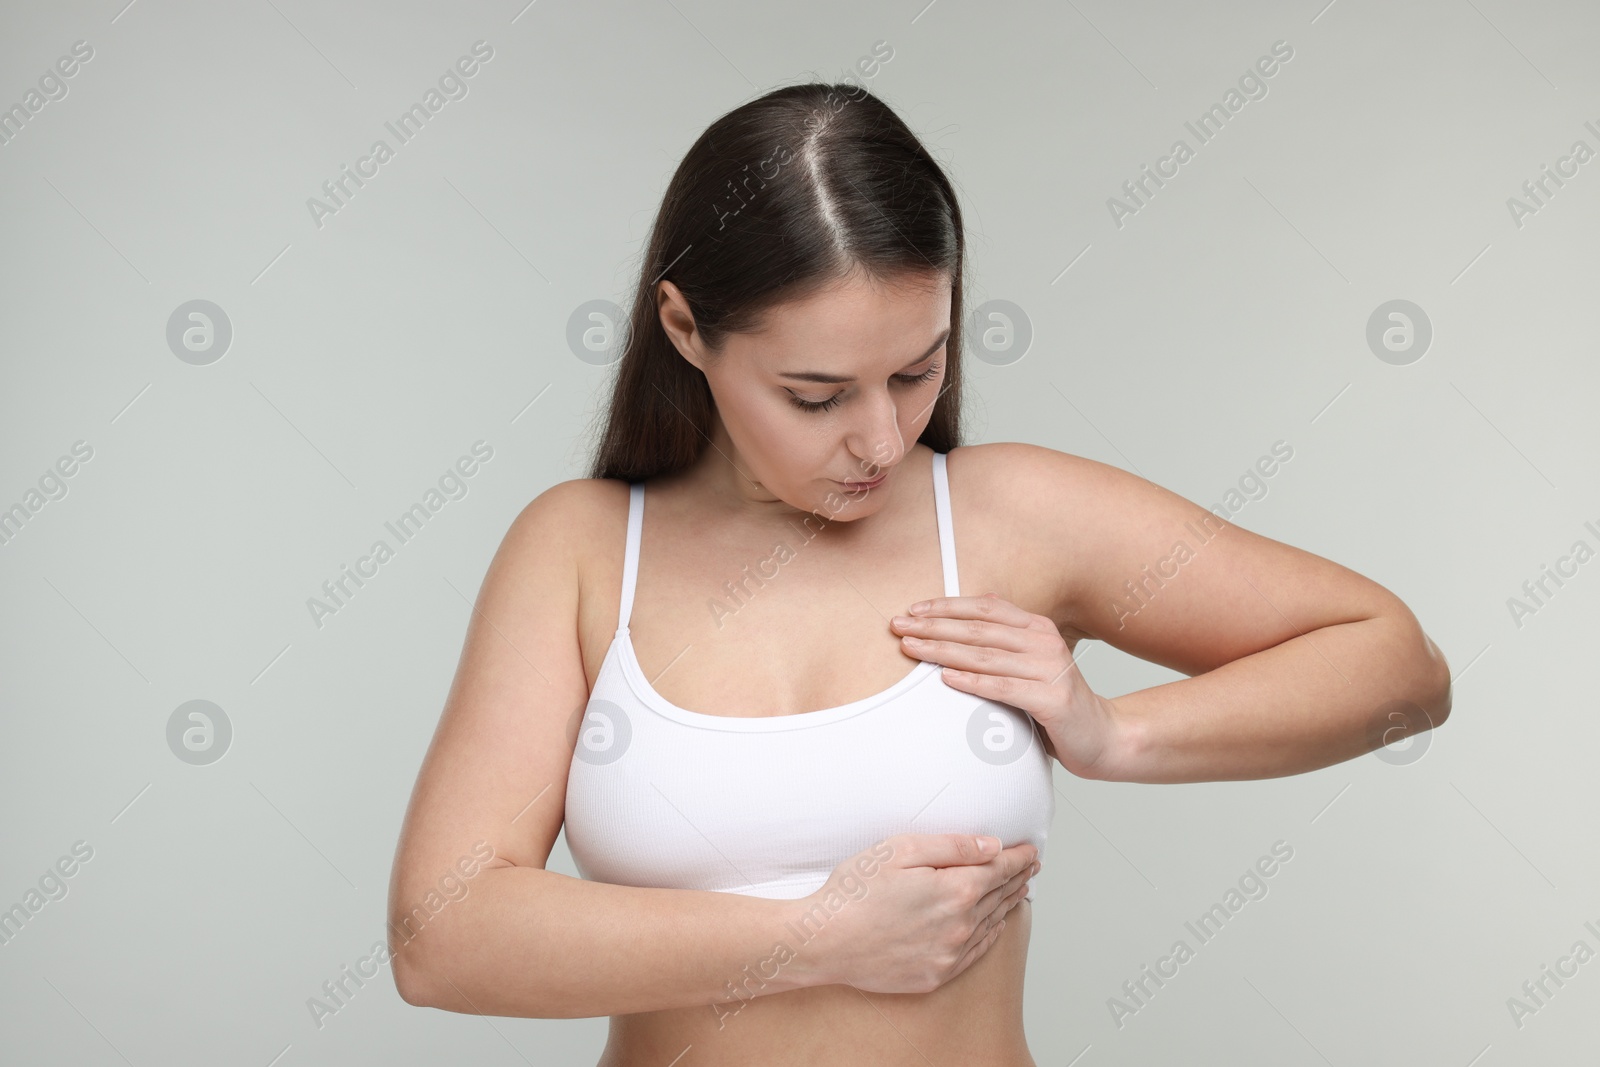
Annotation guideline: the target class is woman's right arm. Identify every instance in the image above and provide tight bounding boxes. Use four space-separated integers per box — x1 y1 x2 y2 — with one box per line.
386 479 827 1017
395 863 837 1018
387 480 1036 1019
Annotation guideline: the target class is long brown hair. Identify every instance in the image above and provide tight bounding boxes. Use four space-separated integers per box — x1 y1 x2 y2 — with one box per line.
584 82 969 483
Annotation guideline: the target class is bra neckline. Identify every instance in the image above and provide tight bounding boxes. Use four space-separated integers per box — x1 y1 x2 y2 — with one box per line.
612 625 943 732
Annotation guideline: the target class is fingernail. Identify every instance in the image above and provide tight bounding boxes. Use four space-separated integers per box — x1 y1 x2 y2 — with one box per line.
909 601 930 614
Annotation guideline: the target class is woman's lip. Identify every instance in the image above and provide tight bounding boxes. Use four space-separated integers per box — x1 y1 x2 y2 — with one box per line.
838 473 887 490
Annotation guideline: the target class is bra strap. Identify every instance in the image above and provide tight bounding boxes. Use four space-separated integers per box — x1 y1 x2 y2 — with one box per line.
618 483 644 630
931 451 960 598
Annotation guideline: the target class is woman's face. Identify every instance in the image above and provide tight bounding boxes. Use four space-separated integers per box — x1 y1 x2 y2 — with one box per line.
658 269 953 516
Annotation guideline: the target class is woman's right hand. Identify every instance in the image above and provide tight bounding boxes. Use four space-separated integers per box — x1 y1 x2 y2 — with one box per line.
792 833 1039 994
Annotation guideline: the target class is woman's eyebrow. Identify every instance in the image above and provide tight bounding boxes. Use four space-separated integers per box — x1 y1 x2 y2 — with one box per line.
778 329 951 383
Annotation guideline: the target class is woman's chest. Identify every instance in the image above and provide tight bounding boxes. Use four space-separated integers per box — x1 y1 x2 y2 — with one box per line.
564 652 1055 898
574 491 1058 714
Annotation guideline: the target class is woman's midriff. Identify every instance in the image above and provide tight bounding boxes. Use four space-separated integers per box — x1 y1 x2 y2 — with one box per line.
595 899 1035 1067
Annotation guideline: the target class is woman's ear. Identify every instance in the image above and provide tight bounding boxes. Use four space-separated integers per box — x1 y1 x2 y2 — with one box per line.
656 280 707 371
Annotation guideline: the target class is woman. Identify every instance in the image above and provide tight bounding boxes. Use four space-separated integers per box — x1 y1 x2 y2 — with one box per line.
386 82 1452 1065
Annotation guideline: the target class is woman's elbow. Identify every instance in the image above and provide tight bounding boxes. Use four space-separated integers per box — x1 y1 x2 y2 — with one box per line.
390 941 440 1008
1417 629 1453 727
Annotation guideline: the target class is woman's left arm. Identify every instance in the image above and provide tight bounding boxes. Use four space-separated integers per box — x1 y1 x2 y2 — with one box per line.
893 443 1453 785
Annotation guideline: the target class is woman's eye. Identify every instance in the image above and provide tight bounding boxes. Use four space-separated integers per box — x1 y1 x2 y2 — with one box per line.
789 393 844 413
788 361 942 414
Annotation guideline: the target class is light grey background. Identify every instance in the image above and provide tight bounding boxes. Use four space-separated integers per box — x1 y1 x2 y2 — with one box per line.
2 1 1597 1064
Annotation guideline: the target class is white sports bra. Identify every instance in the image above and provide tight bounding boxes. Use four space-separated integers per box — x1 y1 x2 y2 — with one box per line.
563 451 1054 901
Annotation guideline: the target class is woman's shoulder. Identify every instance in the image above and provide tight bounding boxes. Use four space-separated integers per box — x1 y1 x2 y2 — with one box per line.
491 479 635 598
946 441 1159 544
944 441 1107 504
942 442 1114 627
499 479 635 661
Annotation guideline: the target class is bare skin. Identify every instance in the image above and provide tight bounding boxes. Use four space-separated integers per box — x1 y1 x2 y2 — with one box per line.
389 266 1451 1063
389 271 1053 1063
576 268 1045 1063
576 443 1052 1067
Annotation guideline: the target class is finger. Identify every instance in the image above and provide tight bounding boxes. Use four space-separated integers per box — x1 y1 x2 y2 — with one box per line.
960 844 1036 921
985 851 1036 895
988 883 1028 923
973 870 1023 916
908 637 1031 676
972 846 1038 905
891 833 1007 870
1007 863 1038 901
1001 843 1040 880
947 918 1008 984
892 613 1036 654
908 595 1036 626
898 625 1070 684
999 856 1040 901
975 864 1033 916
937 664 1054 708
954 909 1005 973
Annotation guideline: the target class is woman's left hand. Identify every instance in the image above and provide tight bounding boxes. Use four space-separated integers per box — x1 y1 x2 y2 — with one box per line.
891 593 1121 779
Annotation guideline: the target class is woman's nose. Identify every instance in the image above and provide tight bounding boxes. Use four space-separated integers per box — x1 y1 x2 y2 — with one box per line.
847 396 906 470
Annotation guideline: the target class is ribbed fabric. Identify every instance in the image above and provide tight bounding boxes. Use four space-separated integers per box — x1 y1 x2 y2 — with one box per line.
563 452 1054 900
